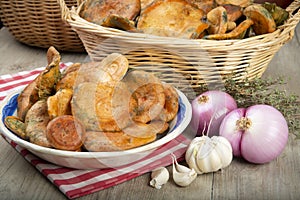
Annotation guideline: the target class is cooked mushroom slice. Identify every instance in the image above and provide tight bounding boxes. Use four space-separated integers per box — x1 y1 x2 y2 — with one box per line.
204 19 254 40
215 0 253 8
222 4 243 22
262 2 289 26
72 81 132 132
227 21 237 32
123 120 167 138
140 0 156 10
123 70 165 124
190 23 209 39
71 82 99 131
38 47 61 99
47 88 73 120
75 62 114 85
25 100 51 147
46 115 86 151
155 83 179 122
56 70 78 91
95 82 132 132
137 0 205 38
101 14 138 32
61 63 81 77
17 76 39 121
84 130 156 151
243 4 276 35
207 6 228 34
4 116 27 139
99 53 129 81
80 0 141 24
69 54 127 86
185 0 216 14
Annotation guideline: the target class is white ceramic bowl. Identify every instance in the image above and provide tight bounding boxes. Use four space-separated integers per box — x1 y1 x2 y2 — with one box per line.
0 87 192 169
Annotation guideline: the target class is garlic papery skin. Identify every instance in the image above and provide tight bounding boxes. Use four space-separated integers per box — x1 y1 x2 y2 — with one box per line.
185 136 233 174
172 155 197 187
150 167 169 189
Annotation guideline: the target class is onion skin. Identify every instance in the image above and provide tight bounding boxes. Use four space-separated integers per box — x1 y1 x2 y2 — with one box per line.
220 104 289 164
191 90 237 137
219 108 245 157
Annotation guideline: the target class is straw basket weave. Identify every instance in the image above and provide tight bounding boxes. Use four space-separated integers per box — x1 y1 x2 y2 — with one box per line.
59 0 300 95
0 0 85 52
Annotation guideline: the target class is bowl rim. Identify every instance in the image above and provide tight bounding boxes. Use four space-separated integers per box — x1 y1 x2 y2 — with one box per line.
0 87 192 158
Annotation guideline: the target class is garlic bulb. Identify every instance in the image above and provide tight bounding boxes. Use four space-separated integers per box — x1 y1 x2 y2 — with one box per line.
150 167 169 189
185 136 233 174
172 154 197 187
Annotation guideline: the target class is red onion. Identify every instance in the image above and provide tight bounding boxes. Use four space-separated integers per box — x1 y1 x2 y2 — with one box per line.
219 104 289 164
191 90 237 136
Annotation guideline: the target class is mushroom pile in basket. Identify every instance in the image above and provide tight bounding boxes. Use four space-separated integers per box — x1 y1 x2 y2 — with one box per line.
79 0 289 39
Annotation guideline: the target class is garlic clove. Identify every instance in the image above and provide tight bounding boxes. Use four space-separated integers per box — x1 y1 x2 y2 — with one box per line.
172 155 191 173
211 136 233 168
172 154 197 187
186 155 203 174
150 167 169 189
196 148 223 173
185 146 203 174
173 167 197 187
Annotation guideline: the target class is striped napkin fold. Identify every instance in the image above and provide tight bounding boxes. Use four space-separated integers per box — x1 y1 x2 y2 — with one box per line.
0 63 190 199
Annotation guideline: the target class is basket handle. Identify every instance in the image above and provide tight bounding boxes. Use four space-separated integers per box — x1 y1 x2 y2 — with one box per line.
285 0 300 26
277 0 300 41
286 0 300 15
57 0 71 21
57 0 85 21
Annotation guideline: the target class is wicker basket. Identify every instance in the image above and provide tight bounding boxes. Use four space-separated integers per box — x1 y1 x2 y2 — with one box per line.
59 0 300 95
0 0 85 52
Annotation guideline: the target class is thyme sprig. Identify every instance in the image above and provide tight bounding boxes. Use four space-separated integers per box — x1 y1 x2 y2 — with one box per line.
223 76 300 139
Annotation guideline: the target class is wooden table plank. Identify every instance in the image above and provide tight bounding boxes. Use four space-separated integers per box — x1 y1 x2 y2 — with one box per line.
0 23 300 200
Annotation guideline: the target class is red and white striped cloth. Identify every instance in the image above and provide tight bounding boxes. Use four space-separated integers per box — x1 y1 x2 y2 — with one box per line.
0 63 190 199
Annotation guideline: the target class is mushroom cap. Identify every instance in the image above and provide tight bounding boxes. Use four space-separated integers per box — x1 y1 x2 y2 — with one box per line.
243 4 276 35
207 6 228 34
215 0 253 8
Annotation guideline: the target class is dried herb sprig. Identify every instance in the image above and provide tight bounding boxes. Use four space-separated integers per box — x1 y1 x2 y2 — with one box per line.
223 76 300 139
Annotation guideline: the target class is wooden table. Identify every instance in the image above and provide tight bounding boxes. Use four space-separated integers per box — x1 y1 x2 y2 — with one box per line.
0 26 300 200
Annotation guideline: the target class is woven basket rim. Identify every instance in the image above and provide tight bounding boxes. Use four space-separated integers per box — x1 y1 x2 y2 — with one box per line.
59 0 300 46
57 0 300 92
